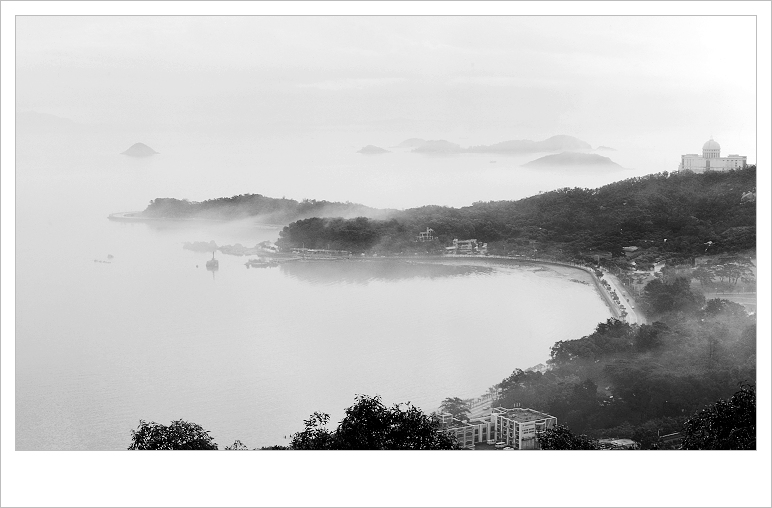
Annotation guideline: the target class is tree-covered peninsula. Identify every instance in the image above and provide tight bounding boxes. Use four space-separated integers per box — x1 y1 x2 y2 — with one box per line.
139 166 755 264
140 194 396 223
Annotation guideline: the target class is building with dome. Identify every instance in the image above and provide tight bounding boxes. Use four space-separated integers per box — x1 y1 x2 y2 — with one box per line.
678 137 747 173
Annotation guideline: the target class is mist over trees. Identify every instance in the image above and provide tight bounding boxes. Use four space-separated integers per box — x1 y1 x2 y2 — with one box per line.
493 278 755 449
141 194 396 223
276 167 756 259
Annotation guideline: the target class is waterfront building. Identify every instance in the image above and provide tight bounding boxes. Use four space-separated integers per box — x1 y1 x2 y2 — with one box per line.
290 248 351 259
678 137 747 173
445 238 488 255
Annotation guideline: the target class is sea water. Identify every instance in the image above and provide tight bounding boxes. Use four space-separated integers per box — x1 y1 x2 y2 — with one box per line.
15 129 615 449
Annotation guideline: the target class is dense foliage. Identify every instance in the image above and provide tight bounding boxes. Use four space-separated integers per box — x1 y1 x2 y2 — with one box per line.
681 384 756 450
128 419 218 450
289 395 459 450
641 278 706 317
493 282 755 449
537 424 601 450
277 167 756 259
142 194 394 223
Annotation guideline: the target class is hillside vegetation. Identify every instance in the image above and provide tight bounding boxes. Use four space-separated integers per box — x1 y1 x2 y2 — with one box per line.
141 194 396 223
492 282 755 449
277 167 756 260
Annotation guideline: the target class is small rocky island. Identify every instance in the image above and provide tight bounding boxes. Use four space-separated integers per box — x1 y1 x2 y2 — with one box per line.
523 151 623 169
121 142 159 157
357 145 390 154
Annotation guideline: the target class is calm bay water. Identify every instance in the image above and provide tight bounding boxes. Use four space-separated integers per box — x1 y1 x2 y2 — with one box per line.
15 130 614 450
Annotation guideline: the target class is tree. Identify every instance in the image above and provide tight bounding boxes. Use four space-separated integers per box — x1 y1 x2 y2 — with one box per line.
439 397 470 421
128 419 218 450
692 265 715 288
537 424 600 450
641 278 705 316
224 440 250 450
289 395 459 450
681 384 755 450
289 412 337 450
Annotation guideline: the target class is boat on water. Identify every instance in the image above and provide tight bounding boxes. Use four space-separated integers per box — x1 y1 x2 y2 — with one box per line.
206 252 219 270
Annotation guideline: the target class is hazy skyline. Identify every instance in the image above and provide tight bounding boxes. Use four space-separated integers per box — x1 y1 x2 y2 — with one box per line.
17 16 756 157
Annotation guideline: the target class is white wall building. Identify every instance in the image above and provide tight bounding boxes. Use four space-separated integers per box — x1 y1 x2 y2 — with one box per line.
439 406 557 450
678 137 747 173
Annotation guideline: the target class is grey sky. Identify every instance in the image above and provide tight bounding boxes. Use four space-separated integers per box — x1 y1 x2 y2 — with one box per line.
17 15 756 154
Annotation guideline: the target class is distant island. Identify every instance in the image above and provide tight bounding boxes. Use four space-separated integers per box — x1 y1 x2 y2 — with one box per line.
121 142 159 157
357 145 390 154
596 146 617 151
523 151 623 169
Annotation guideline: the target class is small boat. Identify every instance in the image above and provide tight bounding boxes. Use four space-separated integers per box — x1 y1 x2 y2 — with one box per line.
206 252 219 270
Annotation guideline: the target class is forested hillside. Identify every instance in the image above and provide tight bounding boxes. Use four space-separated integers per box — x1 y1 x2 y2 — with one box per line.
277 167 756 259
140 194 395 223
493 291 755 448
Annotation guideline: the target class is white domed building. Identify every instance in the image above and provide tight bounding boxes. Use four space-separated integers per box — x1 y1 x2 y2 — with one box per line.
678 137 747 173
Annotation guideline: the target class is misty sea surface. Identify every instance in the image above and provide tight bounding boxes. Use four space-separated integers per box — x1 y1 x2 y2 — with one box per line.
16 130 616 450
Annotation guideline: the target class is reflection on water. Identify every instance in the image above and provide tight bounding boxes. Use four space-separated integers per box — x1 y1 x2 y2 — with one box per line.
279 259 494 285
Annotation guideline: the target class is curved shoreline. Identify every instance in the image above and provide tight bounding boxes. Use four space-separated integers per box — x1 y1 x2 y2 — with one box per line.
386 254 640 323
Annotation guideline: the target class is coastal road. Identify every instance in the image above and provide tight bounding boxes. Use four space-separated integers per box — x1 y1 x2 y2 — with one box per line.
602 271 645 325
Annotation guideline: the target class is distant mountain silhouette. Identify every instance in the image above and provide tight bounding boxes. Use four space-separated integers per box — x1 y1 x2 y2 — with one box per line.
396 138 427 148
467 135 592 154
412 140 462 153
596 146 617 151
121 143 159 157
357 145 390 154
523 151 623 169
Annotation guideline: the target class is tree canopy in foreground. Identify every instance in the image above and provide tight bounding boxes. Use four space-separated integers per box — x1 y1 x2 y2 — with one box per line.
128 419 218 450
681 384 756 450
290 395 459 450
537 424 601 450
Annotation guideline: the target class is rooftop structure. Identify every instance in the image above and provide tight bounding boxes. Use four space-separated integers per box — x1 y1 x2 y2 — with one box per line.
492 407 555 424
598 438 640 450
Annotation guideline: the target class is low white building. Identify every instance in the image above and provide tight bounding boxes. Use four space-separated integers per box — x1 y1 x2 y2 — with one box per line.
678 137 747 173
438 405 557 450
491 407 557 450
